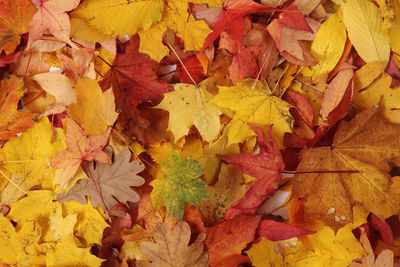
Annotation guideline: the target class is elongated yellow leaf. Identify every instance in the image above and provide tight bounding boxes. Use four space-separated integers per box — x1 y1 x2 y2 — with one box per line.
342 0 390 65
72 0 164 37
310 10 346 79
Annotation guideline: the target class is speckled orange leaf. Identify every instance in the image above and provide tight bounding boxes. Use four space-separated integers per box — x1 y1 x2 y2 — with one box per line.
0 75 34 143
291 108 400 230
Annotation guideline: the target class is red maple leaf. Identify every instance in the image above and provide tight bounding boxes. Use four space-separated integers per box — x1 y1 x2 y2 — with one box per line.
99 35 172 144
51 117 111 188
218 125 284 219
201 0 275 51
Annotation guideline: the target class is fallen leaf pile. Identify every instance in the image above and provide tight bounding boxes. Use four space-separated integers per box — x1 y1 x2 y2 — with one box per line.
0 0 400 266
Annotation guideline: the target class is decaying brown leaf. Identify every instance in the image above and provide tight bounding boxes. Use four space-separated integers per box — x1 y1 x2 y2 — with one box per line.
57 147 145 216
137 220 208 267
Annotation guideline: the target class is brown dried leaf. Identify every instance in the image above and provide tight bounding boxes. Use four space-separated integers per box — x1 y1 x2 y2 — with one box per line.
137 220 208 267
57 147 145 216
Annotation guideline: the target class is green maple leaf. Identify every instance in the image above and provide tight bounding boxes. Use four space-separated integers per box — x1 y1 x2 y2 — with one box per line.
150 149 209 219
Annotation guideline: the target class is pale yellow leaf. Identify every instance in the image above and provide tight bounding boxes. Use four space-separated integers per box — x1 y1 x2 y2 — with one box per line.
32 72 76 116
342 0 390 65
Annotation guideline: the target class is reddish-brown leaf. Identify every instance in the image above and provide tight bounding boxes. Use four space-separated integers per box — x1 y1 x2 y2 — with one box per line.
205 215 260 267
99 35 172 144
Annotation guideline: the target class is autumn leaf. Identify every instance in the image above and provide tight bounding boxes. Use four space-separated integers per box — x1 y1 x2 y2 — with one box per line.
0 75 34 143
352 227 393 267
1 118 65 189
267 17 319 65
57 147 145 216
276 5 313 32
0 0 36 54
50 117 111 188
31 72 76 116
27 0 80 49
342 0 390 65
45 206 104 267
247 223 365 266
291 108 400 229
205 215 260 267
246 237 284 267
155 83 222 143
257 219 314 241
311 66 354 145
139 0 212 61
211 78 293 147
198 163 249 225
1 190 107 265
72 0 164 38
68 77 118 135
0 213 41 266
353 71 400 124
137 220 208 266
201 0 274 50
150 149 209 219
309 9 347 79
99 35 172 143
219 125 284 218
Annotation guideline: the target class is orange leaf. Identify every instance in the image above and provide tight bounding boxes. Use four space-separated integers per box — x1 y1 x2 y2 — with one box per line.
51 117 111 188
0 0 36 54
205 215 260 267
27 0 80 49
291 108 400 230
0 75 34 143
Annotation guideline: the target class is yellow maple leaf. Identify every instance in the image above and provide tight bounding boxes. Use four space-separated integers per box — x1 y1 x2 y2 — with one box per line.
342 0 390 65
210 79 293 147
8 190 107 247
247 223 365 267
353 63 400 123
1 118 66 189
71 0 164 38
45 206 104 267
68 77 118 135
155 83 222 143
246 237 284 267
0 213 42 265
139 0 212 61
203 126 240 183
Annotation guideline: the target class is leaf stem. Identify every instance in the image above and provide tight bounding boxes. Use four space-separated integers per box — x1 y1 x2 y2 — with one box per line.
96 54 112 68
167 44 198 86
0 169 27 195
281 170 360 174
21 90 45 108
82 160 111 221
